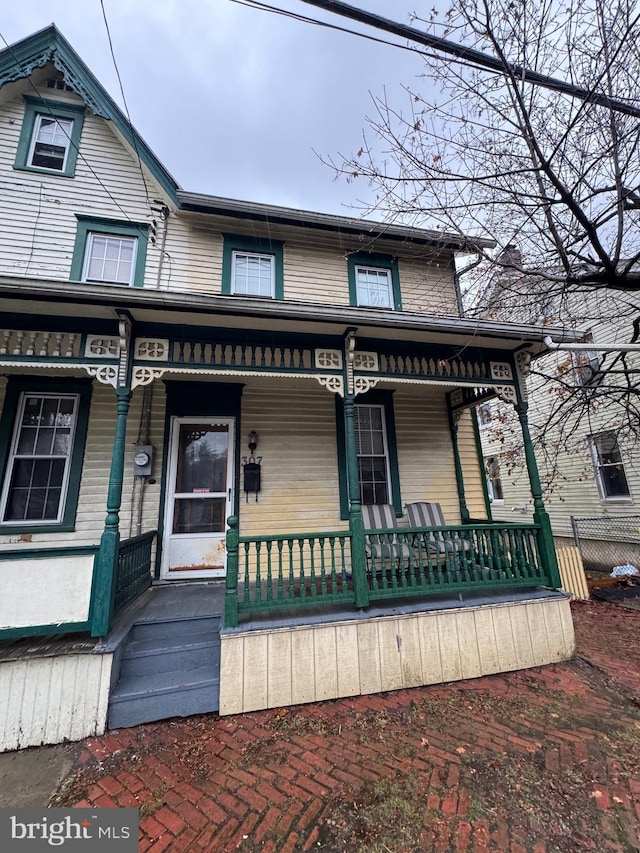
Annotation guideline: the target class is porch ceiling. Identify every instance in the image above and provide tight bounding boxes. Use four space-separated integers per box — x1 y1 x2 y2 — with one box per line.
0 275 581 356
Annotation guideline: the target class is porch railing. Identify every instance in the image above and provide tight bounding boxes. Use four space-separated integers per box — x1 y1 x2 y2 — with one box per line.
365 523 546 600
113 530 156 616
224 518 550 626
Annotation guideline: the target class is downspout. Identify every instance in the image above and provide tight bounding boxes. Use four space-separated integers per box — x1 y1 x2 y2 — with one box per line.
543 335 640 353
453 253 483 318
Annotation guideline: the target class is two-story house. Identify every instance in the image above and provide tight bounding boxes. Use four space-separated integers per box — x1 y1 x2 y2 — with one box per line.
0 26 578 751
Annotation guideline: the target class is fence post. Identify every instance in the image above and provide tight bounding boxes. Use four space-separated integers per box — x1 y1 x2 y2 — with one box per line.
225 516 240 628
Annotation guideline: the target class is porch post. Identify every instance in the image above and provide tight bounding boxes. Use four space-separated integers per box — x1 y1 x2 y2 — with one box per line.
344 392 369 608
224 515 239 628
446 401 470 524
515 400 562 589
90 387 131 636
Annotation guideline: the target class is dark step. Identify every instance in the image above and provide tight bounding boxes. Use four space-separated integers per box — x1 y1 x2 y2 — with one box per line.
119 632 220 678
108 666 219 729
130 615 220 641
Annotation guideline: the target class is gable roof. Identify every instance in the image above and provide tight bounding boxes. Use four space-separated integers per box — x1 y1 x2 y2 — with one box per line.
0 24 180 203
0 25 494 251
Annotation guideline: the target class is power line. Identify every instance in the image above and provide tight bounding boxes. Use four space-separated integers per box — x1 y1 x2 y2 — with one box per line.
296 0 640 119
0 29 149 236
99 0 153 210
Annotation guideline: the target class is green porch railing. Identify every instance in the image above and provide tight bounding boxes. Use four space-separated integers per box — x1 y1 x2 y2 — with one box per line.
224 518 550 626
364 523 546 601
113 530 156 616
225 517 353 626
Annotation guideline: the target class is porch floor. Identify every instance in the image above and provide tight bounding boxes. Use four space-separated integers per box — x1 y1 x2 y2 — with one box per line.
225 585 567 634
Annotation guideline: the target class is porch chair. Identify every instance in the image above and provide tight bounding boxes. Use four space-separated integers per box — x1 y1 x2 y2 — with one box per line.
404 502 473 565
361 504 412 571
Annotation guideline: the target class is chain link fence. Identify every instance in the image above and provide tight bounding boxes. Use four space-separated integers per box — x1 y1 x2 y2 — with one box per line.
571 515 640 573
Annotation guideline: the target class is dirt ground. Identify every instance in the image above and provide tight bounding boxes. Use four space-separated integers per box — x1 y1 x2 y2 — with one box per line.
4 598 640 852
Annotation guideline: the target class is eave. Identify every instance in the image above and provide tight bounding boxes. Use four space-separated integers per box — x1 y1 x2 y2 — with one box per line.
0 275 581 356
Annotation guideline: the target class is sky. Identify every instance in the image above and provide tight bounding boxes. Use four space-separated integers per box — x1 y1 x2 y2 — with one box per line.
2 0 434 217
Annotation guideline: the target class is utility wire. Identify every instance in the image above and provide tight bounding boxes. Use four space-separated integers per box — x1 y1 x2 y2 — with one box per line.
0 29 149 237
296 0 640 118
99 0 153 210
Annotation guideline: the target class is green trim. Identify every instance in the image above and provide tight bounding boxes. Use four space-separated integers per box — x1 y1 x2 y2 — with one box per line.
222 234 284 299
14 95 85 177
347 252 402 311
0 621 92 640
0 544 98 560
472 408 493 520
336 390 402 520
0 376 92 533
70 216 149 288
0 25 179 203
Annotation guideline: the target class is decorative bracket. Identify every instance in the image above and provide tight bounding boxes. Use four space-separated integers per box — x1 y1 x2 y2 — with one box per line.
315 375 344 396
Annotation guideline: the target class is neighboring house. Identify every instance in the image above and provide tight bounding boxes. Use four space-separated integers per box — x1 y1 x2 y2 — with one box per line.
475 251 640 570
0 26 577 751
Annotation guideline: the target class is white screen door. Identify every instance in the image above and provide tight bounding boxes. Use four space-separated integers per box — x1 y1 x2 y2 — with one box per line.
161 417 234 578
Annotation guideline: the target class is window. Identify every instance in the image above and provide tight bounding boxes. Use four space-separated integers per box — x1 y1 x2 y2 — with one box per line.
0 379 91 531
484 456 504 504
70 216 149 287
222 235 284 299
336 391 402 519
347 253 402 310
14 96 85 177
589 431 631 500
355 405 391 505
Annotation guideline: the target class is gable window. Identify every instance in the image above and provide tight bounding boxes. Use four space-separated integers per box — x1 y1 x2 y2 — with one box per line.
484 455 504 505
336 391 402 519
0 379 91 531
589 431 631 500
14 96 85 177
70 216 148 288
222 235 284 299
347 253 402 310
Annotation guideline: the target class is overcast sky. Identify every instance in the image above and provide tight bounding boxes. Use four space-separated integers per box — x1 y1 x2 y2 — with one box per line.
2 1 433 217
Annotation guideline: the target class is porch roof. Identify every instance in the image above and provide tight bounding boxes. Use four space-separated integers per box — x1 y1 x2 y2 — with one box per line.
0 274 582 355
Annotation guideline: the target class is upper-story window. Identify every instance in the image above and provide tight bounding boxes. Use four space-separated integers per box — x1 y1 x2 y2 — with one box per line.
70 216 149 288
14 96 85 178
347 253 402 310
222 235 284 299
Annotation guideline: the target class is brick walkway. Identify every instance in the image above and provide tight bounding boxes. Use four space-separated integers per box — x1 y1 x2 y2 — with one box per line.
56 600 640 852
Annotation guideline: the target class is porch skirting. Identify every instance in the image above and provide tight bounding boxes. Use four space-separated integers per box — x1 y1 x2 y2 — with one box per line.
218 592 575 715
0 646 113 752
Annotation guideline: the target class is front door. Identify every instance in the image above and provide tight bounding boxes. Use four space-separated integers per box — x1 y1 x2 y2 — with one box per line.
161 417 234 578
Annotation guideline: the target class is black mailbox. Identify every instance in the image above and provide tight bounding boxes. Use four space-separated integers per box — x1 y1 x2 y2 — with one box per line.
243 461 261 501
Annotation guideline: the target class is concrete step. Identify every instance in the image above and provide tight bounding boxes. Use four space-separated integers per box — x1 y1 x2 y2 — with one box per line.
108 666 220 729
119 632 220 678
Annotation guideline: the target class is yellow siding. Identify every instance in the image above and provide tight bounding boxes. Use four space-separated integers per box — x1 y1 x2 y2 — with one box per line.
0 79 165 285
457 409 489 519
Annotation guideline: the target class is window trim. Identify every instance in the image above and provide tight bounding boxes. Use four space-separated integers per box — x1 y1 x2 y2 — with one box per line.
588 430 632 502
222 234 284 299
0 378 92 532
336 390 402 520
70 216 149 288
347 252 402 310
14 96 85 177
